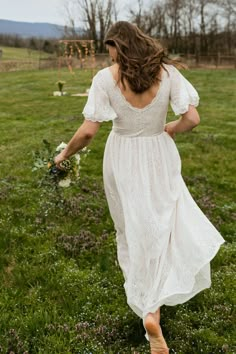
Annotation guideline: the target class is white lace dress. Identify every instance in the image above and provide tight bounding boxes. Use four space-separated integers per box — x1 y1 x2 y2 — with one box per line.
82 64 225 341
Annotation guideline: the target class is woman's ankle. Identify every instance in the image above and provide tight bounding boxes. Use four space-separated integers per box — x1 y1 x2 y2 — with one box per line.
145 313 162 337
155 309 160 323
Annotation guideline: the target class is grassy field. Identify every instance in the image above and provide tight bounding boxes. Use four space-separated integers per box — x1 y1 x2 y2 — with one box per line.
0 67 235 354
0 46 53 61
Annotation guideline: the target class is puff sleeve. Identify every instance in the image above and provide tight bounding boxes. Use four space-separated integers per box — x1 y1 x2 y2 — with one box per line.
82 72 118 122
169 65 199 116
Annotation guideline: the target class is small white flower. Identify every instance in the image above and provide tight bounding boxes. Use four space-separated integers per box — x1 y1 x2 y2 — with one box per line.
58 178 71 187
56 142 67 152
74 153 81 165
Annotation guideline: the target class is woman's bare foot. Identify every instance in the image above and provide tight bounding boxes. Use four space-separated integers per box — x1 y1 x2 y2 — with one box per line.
154 308 160 324
144 313 169 354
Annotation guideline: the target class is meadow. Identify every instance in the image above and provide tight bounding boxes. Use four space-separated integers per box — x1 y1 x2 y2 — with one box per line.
0 64 235 353
0 46 54 61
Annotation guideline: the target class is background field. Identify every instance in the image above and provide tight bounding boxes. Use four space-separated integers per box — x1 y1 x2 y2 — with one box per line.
0 46 53 61
0 66 235 353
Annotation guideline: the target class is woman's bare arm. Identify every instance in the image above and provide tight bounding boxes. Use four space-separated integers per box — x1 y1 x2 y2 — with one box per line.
164 105 200 138
54 120 100 167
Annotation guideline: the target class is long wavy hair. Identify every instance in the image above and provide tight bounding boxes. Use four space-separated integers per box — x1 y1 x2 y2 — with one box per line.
104 21 182 94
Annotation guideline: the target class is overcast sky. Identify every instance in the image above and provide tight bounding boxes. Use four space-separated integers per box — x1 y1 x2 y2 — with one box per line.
0 0 69 25
0 0 132 25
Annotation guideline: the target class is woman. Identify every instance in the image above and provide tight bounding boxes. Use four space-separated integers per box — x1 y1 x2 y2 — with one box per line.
55 21 225 354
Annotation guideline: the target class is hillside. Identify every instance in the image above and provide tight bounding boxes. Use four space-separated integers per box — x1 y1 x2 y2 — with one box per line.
0 19 65 38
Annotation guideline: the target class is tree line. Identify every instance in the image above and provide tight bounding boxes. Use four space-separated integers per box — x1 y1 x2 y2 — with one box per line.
0 0 235 56
65 0 236 55
0 34 58 54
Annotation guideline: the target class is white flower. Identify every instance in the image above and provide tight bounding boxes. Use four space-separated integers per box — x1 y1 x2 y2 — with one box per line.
74 153 81 165
56 142 67 152
58 178 71 187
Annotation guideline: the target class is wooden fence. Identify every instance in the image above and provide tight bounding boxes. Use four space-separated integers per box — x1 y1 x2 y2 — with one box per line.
0 53 235 72
0 59 39 72
0 54 110 72
179 53 236 69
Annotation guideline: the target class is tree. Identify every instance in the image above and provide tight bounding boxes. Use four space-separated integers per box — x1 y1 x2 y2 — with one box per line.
62 0 80 38
182 0 198 54
198 0 208 53
129 1 168 38
166 0 183 52
221 0 236 53
97 0 113 52
63 0 115 52
195 0 219 54
129 0 143 29
79 0 98 46
62 0 236 56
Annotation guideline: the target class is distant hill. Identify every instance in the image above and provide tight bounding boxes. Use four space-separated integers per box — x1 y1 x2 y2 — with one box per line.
0 19 67 39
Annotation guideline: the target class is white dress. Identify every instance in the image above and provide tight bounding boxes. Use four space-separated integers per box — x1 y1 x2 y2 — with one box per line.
82 64 225 341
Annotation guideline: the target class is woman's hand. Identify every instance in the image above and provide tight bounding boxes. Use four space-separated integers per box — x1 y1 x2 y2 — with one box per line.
54 151 67 169
164 121 178 139
165 106 200 138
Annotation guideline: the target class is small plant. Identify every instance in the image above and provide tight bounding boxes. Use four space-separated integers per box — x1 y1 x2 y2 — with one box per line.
56 80 66 93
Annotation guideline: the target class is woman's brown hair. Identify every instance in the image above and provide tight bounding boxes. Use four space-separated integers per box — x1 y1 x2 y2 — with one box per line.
104 21 182 94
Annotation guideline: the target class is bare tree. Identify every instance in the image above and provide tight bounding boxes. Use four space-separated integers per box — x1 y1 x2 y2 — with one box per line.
129 0 144 28
61 0 236 56
165 0 184 53
112 1 119 22
63 0 115 52
62 0 79 38
181 0 197 54
195 0 219 54
98 0 113 52
129 1 168 38
221 0 236 53
198 0 208 53
78 0 98 46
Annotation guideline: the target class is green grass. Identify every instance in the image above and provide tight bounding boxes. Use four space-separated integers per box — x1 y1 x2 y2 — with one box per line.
0 67 235 353
0 46 53 61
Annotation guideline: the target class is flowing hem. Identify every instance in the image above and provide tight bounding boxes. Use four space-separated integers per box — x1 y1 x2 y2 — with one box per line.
126 238 225 341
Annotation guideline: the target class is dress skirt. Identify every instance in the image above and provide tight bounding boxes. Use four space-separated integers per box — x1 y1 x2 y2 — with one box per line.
103 129 225 341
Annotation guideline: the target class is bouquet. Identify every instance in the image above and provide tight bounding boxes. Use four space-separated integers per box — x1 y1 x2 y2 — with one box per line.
33 140 89 188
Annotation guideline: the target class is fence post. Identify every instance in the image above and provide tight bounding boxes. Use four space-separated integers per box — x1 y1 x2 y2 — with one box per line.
195 51 200 67
216 52 221 68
